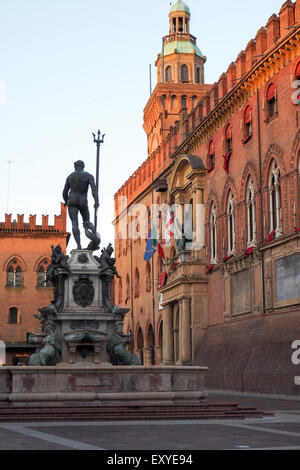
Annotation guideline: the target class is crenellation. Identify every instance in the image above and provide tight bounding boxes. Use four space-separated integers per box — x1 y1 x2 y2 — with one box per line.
17 214 24 228
255 27 267 56
227 63 236 92
4 214 11 227
245 39 257 71
42 215 48 228
218 73 227 100
266 14 280 49
296 0 300 22
203 93 211 116
235 51 246 81
0 203 66 233
279 0 295 36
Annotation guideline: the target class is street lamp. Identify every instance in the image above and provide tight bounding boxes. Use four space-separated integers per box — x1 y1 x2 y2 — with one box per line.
92 130 105 232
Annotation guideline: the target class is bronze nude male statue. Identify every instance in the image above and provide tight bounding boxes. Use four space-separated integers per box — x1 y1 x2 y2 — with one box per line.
63 160 100 251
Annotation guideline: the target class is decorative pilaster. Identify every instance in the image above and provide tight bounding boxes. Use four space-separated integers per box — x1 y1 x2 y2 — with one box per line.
163 303 174 364
180 297 191 363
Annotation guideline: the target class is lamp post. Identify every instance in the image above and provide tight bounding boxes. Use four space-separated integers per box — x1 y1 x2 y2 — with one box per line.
92 130 105 232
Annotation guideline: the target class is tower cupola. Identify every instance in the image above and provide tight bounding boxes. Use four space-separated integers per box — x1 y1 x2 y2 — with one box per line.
156 0 206 84
169 0 191 34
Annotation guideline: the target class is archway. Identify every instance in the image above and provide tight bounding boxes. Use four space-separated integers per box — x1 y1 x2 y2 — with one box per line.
136 327 144 365
145 324 155 365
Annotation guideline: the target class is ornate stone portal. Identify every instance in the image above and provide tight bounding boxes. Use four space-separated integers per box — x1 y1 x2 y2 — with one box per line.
27 245 140 366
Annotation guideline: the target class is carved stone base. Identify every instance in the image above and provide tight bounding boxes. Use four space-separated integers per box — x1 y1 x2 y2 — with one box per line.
0 366 208 405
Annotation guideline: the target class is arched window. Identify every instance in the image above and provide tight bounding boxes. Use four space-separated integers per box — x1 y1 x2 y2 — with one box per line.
172 17 176 33
210 204 217 263
37 259 51 287
181 64 189 82
192 95 197 108
227 192 235 254
246 178 256 246
293 61 300 105
269 160 282 236
137 327 144 365
171 95 176 110
178 17 183 33
266 83 277 120
125 274 130 304
195 67 201 84
151 134 159 153
6 259 23 288
134 268 140 298
8 307 18 324
157 321 163 364
208 140 215 171
184 199 193 243
243 106 253 141
146 206 151 235
118 278 122 304
146 262 151 292
165 66 172 83
295 61 300 80
181 95 187 108
225 123 232 154
147 324 155 365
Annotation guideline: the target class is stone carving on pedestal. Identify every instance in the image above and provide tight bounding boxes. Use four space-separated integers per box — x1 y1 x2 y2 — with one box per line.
64 329 107 364
107 319 141 365
73 277 95 308
27 305 61 366
96 243 125 314
46 244 70 313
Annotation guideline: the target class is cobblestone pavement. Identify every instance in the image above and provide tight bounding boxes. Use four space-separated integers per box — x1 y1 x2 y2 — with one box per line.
0 392 300 451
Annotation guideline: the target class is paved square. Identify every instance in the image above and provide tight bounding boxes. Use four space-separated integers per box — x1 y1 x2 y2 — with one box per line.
0 392 300 451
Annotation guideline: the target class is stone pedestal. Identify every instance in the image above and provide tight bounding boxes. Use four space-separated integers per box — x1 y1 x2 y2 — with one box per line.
55 250 112 364
51 249 123 365
0 366 208 405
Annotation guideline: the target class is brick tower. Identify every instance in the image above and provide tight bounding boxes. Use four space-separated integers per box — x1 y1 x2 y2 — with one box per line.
144 0 210 156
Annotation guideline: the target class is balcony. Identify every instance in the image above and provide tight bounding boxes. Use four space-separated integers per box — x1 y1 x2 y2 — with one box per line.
164 33 197 45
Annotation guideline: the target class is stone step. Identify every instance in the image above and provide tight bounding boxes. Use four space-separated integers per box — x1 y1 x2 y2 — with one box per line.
0 402 273 422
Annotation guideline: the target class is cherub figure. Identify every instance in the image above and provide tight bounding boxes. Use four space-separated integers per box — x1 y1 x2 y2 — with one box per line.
46 245 69 283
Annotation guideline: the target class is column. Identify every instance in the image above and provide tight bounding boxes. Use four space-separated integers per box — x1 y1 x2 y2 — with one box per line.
144 348 154 366
163 303 174 364
155 346 163 365
181 297 191 363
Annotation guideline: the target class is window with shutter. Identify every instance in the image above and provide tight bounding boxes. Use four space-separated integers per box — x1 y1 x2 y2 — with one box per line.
266 83 277 120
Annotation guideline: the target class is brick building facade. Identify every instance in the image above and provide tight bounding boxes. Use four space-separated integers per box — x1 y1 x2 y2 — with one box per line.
114 0 300 394
0 203 69 365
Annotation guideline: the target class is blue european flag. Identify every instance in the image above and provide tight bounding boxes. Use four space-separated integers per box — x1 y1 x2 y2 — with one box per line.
144 228 157 261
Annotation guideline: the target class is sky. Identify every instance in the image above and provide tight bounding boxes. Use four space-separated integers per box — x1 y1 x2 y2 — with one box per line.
0 0 286 254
